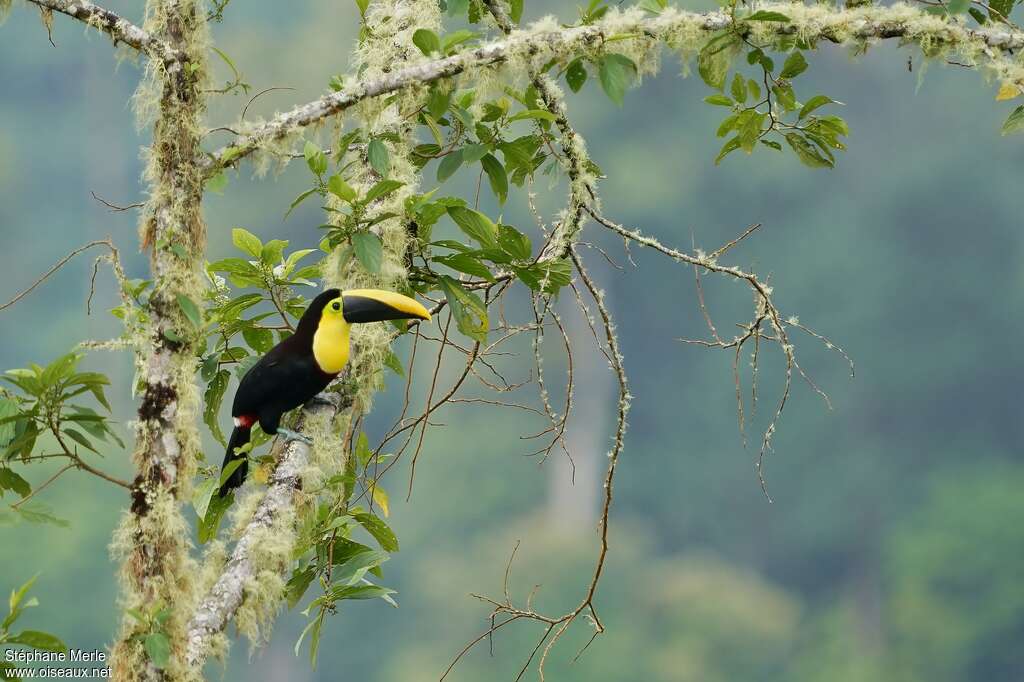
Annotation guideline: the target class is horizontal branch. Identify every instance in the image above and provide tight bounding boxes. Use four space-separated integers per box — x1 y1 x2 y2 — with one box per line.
22 0 183 63
204 3 1024 174
185 390 350 668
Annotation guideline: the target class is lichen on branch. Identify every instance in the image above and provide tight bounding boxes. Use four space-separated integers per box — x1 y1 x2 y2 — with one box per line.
205 2 1024 174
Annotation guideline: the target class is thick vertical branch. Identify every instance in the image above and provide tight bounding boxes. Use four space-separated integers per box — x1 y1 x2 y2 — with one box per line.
325 0 441 407
109 1 209 680
184 0 440 666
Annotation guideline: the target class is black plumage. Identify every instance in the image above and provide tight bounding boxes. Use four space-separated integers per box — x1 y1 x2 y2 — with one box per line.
216 287 430 497
218 289 340 496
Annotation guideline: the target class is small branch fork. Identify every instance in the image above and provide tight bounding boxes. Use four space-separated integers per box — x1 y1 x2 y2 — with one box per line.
21 0 185 64
584 206 853 499
441 202 853 679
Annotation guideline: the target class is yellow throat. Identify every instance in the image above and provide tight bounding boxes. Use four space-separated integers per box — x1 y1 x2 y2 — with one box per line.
312 312 350 374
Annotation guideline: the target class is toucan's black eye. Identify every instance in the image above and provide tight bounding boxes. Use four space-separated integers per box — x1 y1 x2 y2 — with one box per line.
332 301 341 311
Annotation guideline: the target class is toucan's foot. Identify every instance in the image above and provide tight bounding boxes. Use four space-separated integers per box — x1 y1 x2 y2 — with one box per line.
277 427 313 446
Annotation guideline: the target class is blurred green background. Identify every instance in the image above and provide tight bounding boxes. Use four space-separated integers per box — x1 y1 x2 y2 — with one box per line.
2 1 1023 680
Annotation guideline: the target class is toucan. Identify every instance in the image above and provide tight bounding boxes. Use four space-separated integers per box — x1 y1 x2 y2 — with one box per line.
217 288 431 496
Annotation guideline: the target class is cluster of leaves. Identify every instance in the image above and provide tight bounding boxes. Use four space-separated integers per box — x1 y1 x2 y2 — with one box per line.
0 353 119 527
286 434 400 667
0 576 66 681
125 603 173 670
698 12 850 168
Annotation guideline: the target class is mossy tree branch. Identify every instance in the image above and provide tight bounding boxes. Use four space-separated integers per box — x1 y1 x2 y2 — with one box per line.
185 392 349 668
184 0 442 668
108 0 210 680
204 3 1024 176
21 0 184 63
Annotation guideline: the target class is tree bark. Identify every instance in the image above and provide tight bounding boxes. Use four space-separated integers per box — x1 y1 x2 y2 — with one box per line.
109 1 208 680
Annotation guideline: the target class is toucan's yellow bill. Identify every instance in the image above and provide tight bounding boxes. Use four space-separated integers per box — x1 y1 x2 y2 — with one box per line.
342 289 431 323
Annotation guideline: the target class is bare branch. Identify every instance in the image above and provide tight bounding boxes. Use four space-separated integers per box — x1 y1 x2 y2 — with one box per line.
0 238 118 312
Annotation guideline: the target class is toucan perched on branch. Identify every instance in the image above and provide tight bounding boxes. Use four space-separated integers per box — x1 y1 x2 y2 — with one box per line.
218 288 431 496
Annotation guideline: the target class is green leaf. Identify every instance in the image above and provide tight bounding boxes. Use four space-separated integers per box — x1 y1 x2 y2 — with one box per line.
460 143 488 164
198 490 232 544
446 0 469 16
412 28 440 56
425 86 451 120
745 10 791 21
988 0 1011 21
327 175 356 202
203 369 230 446
354 0 369 17
242 327 274 354
947 0 970 13
747 78 762 102
441 29 477 53
730 72 747 104
772 83 797 111
364 179 404 204
176 294 202 328
508 109 557 123
436 150 464 182
437 275 488 343
285 188 318 220
798 95 838 120
286 566 317 609
206 171 228 195
260 239 288 267
8 630 66 653
513 260 572 294
1001 105 1024 135
352 232 384 273
480 154 508 204
218 459 245 488
14 503 68 528
435 254 494 280
334 549 389 586
780 51 808 79
143 633 170 669
192 476 218 521
382 350 405 378
367 139 390 177
566 57 587 93
232 227 263 258
598 53 636 106
715 136 742 165
447 206 498 249
0 399 18 447
509 0 524 22
353 512 399 552
0 469 30 497
698 33 737 90
63 428 98 454
498 225 531 260
328 584 396 602
5 575 38 630
784 132 834 168
304 141 327 176
704 94 733 107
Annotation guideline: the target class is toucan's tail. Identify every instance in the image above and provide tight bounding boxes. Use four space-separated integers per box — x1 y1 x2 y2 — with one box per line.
218 425 252 497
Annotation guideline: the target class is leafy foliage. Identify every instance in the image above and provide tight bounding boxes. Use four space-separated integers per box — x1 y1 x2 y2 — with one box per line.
0 576 66 680
0 353 119 527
